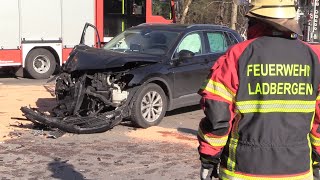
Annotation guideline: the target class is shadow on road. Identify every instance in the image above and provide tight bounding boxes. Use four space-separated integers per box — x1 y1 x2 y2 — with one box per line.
11 97 57 131
35 98 57 113
43 84 56 97
11 97 55 129
120 105 202 129
177 127 198 136
48 158 85 180
0 71 18 78
166 104 201 116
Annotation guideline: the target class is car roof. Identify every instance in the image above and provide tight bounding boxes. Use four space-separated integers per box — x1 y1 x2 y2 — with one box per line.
130 23 236 33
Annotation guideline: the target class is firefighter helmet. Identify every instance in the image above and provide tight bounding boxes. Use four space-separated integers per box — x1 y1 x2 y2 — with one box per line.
246 0 301 35
248 0 297 19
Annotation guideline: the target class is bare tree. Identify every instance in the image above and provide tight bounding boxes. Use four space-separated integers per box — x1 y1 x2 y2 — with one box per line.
177 0 249 38
237 4 250 39
231 2 238 29
180 0 193 24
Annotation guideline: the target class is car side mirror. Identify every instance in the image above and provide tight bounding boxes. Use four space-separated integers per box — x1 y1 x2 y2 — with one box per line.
171 50 195 66
178 50 195 60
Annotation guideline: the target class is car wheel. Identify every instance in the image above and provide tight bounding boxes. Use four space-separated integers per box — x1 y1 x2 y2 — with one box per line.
25 48 56 79
130 83 167 128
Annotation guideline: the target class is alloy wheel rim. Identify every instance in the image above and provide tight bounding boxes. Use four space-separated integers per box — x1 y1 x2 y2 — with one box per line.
141 91 163 122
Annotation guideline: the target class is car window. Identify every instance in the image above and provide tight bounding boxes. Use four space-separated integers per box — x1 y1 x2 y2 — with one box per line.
225 32 238 46
104 29 179 55
177 33 202 55
206 31 229 53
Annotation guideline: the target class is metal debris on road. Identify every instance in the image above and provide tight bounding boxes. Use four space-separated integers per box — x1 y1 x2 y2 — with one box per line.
21 71 130 135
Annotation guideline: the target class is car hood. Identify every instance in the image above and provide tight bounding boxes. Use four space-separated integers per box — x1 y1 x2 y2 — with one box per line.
63 47 161 72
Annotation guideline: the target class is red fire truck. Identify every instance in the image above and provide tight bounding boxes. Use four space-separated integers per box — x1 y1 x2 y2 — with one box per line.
0 0 174 79
297 0 320 43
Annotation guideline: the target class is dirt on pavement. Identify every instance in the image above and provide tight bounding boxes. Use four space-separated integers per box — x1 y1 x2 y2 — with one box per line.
0 83 204 179
0 84 199 147
0 84 56 142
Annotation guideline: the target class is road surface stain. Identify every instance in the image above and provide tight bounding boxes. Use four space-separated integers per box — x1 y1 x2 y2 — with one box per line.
126 126 198 148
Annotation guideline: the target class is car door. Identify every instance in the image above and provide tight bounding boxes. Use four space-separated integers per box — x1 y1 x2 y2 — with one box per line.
169 31 209 99
204 31 239 68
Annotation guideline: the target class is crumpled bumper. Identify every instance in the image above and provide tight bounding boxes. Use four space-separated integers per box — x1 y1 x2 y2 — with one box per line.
20 106 123 134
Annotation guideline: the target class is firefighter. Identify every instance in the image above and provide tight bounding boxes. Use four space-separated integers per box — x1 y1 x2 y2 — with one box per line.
198 0 320 179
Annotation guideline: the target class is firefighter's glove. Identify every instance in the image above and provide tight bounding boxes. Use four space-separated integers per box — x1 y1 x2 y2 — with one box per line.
312 160 320 179
200 163 218 180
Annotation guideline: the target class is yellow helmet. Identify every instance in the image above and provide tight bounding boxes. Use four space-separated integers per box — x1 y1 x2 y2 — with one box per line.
248 0 296 19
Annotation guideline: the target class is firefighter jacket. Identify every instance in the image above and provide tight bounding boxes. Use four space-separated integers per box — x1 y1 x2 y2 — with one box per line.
198 25 320 179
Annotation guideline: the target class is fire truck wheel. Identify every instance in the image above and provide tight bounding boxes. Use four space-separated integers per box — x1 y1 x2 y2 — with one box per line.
130 83 168 128
25 48 56 79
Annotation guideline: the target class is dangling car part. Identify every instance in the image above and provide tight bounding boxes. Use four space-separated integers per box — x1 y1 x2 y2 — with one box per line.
21 71 131 134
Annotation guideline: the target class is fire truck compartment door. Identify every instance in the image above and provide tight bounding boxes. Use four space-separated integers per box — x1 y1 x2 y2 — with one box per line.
0 0 20 49
20 0 62 42
62 0 95 48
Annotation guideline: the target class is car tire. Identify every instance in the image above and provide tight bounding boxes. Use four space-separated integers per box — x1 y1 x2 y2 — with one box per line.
25 48 56 79
130 83 167 128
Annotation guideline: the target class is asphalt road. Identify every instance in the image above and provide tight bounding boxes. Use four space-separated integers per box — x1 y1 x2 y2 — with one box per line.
0 72 206 180
0 70 51 85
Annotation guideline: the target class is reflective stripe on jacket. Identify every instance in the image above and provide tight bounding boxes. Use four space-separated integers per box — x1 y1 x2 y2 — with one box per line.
198 35 320 179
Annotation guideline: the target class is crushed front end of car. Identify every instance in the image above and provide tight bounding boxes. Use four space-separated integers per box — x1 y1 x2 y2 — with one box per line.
21 46 157 134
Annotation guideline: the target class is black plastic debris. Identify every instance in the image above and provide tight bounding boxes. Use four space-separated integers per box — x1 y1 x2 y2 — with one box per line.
21 71 131 135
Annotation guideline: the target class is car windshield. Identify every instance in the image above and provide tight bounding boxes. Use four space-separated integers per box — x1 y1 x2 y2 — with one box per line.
104 28 179 55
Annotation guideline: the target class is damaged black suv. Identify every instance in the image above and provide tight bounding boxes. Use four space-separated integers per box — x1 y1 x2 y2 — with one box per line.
22 23 242 134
